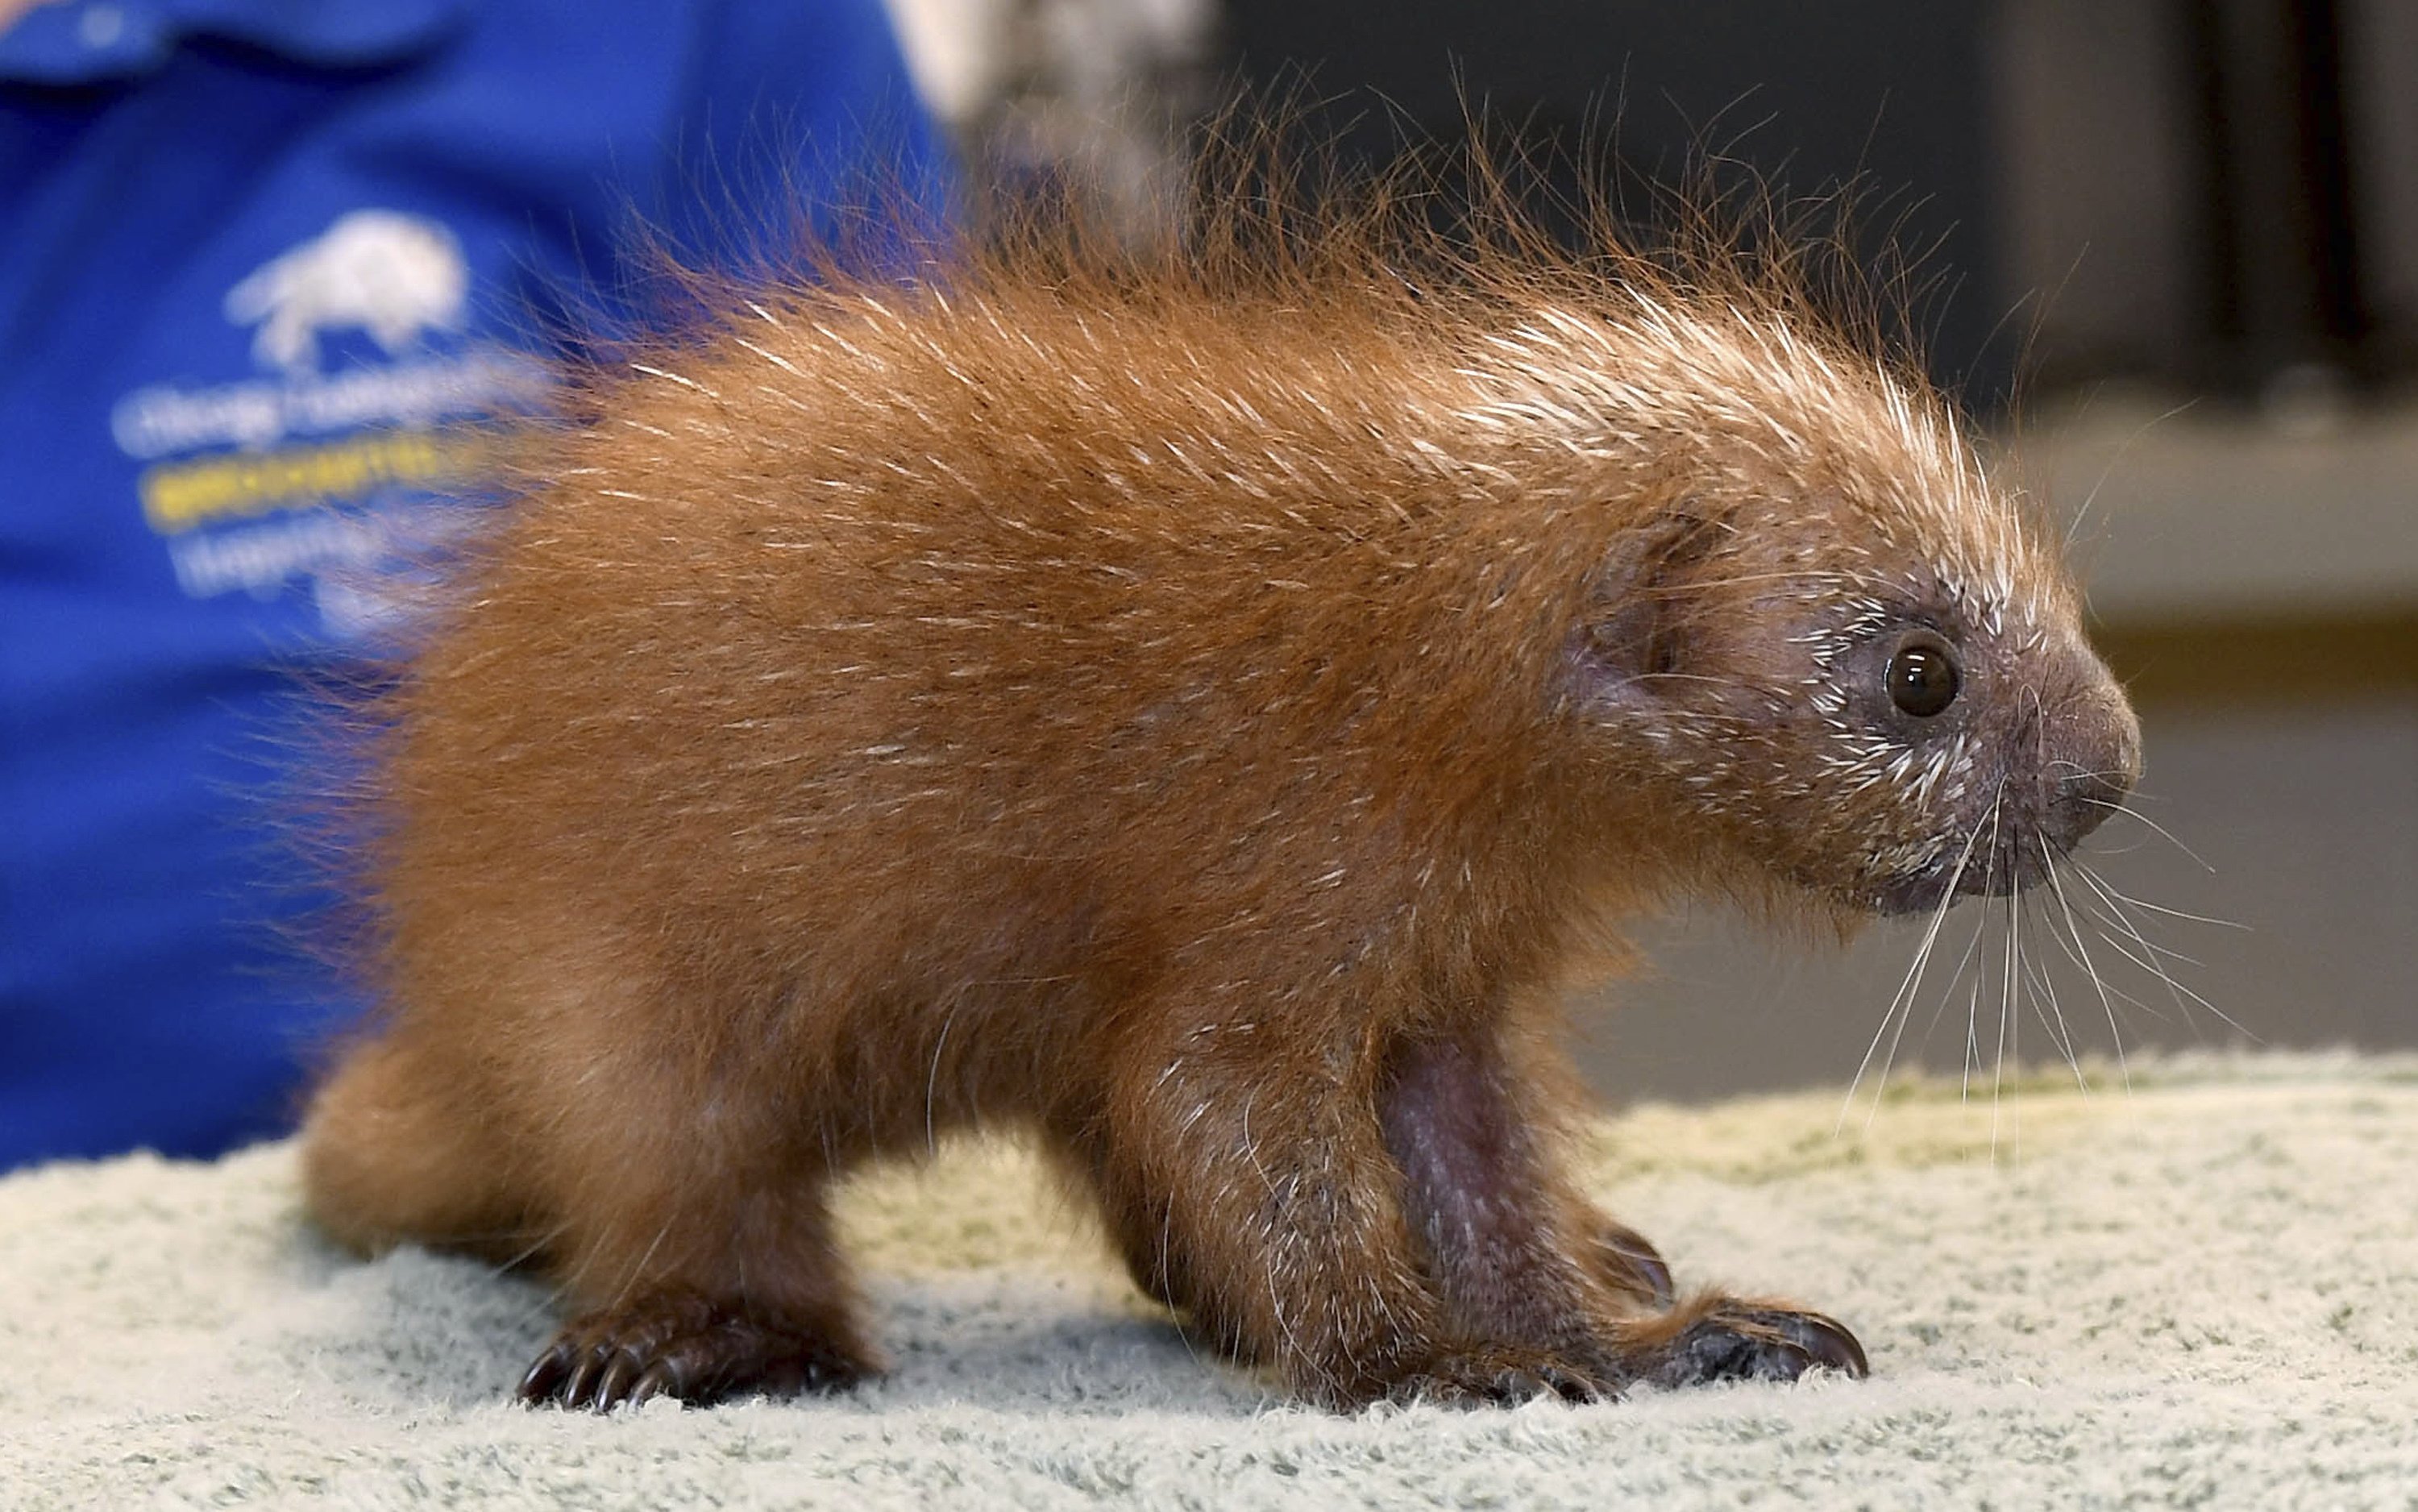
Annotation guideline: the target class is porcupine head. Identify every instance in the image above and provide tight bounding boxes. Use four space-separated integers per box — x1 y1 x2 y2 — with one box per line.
1514 293 2142 924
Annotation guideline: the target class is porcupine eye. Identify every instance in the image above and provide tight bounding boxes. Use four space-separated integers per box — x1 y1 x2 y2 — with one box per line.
1885 630 1961 718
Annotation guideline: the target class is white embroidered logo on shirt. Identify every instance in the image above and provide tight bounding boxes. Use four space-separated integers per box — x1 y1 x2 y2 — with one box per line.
222 210 468 375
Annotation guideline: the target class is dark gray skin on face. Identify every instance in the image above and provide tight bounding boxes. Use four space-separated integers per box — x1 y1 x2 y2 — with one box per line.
1568 489 2142 920
1825 617 2139 914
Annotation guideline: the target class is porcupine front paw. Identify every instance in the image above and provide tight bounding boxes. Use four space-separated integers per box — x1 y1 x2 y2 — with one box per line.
518 1289 877 1410
1631 1300 1868 1388
1381 1302 1865 1406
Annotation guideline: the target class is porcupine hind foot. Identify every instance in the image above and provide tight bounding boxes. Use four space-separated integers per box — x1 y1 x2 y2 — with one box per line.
518 1288 878 1410
511 1162 881 1411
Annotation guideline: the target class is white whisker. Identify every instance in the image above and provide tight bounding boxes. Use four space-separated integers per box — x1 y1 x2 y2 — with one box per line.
2070 864 2258 1041
2017 894 2088 1091
1840 791 1993 1132
1993 870 2015 1165
2070 862 2245 929
2063 396 2198 547
2067 866 2193 956
2095 804 2217 874
1981 788 2012 1162
2043 858 2131 1092
1917 885 1996 1053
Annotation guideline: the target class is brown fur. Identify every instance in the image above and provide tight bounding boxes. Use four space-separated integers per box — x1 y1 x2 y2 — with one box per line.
301 173 2138 1410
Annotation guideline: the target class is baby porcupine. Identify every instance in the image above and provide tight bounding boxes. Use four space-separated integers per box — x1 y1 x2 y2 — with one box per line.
299 171 2142 1411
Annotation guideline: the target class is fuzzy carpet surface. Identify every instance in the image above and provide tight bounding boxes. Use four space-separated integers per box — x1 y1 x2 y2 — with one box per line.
4 1051 2415 1510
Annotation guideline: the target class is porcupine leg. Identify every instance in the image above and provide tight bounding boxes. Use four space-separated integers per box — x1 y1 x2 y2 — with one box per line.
1047 1106 1203 1316
515 1151 878 1411
1376 1024 1868 1399
1072 1011 1473 1407
1498 1021 1673 1306
1070 1011 1672 1406
494 994 879 1410
1055 1122 1257 1362
303 1032 540 1264
308 929 877 1410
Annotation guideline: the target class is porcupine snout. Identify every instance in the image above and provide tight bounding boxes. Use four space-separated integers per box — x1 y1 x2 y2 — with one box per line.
2035 682 2142 856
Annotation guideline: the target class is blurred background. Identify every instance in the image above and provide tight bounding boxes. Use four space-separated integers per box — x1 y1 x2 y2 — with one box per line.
886 0 2417 1102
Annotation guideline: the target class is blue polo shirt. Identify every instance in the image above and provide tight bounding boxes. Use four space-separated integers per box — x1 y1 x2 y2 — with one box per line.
0 0 949 1167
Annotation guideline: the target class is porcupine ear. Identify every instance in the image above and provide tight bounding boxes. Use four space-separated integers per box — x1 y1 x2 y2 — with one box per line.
1567 506 1724 712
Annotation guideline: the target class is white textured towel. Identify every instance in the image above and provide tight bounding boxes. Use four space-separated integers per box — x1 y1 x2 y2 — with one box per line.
5 1052 2414 1510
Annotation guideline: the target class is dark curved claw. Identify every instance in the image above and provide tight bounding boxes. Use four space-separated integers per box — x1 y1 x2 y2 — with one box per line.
626 1360 682 1408
516 1290 875 1411
1775 1309 1869 1377
560 1343 615 1409
592 1348 647 1410
1646 1305 1870 1389
1593 1219 1676 1309
517 1339 576 1405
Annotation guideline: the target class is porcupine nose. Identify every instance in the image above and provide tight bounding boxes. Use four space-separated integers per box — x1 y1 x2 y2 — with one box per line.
2041 692 2141 853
